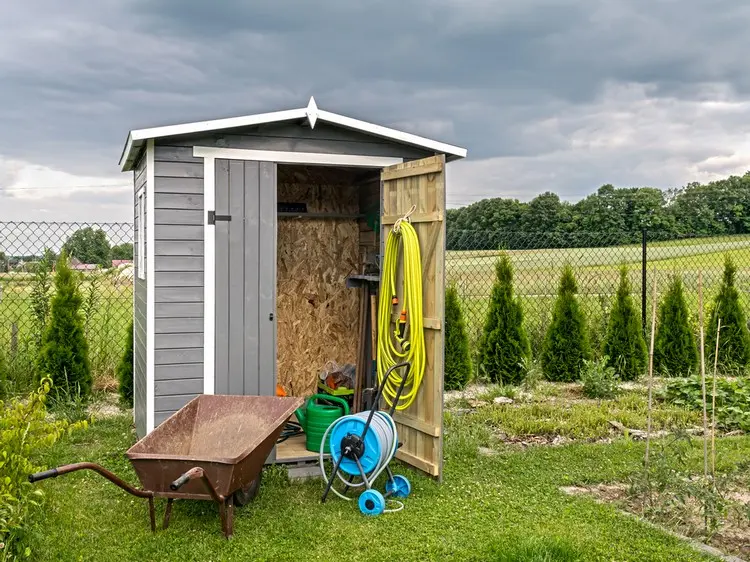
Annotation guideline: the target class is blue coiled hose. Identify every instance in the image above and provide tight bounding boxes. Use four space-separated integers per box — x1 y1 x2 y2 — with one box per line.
318 411 403 511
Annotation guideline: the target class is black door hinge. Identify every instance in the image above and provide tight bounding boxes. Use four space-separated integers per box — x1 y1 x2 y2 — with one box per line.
208 211 232 225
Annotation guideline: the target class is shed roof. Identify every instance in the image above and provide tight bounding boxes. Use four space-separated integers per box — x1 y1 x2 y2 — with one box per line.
119 97 467 171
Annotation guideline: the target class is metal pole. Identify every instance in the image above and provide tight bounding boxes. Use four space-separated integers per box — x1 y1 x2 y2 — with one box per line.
642 229 647 336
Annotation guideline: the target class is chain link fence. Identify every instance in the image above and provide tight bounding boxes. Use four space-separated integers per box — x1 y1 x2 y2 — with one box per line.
0 222 133 392
2 222 749 390
446 231 750 359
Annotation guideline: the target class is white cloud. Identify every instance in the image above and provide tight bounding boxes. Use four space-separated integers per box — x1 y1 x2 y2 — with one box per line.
0 155 130 221
447 81 750 206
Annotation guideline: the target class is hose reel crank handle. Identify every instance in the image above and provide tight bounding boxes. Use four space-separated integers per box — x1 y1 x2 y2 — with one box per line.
360 362 411 441
387 363 412 417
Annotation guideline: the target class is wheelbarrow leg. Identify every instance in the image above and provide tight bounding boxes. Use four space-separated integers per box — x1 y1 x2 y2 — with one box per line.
223 496 234 539
162 498 174 530
171 467 232 539
148 497 156 532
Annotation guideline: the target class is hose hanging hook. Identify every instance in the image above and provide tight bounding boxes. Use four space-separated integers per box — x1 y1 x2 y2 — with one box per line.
392 204 417 234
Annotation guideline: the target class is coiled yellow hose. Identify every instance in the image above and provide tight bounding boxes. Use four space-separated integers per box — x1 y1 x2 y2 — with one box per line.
377 216 425 411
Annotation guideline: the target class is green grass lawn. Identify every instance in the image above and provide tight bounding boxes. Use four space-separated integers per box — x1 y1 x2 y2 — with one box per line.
24 404 743 562
0 278 132 390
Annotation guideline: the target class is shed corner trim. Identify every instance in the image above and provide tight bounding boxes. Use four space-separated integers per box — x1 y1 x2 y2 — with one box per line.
146 139 156 433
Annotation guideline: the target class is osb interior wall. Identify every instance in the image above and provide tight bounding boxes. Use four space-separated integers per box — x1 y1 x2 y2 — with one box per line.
276 166 362 397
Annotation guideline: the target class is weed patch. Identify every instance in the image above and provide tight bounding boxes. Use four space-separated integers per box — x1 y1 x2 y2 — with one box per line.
581 357 620 399
663 375 750 431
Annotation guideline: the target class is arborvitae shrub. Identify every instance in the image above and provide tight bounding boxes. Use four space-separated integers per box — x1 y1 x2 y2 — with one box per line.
707 256 750 370
478 254 530 385
541 265 590 382
38 252 92 400
445 284 472 391
117 319 135 406
654 275 698 377
603 266 647 381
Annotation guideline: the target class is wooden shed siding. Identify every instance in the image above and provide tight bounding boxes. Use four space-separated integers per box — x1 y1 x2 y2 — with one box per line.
155 333 203 349
158 122 434 160
148 122 434 426
154 378 203 396
151 143 205 423
133 152 148 438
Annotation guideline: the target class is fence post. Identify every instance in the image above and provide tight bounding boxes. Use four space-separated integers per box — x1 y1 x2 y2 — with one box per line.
10 322 17 358
642 229 647 336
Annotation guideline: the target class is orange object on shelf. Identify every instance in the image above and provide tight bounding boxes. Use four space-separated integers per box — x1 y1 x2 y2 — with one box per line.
325 374 338 390
276 384 287 397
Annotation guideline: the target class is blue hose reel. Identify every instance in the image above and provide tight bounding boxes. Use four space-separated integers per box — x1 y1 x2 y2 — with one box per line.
320 362 413 516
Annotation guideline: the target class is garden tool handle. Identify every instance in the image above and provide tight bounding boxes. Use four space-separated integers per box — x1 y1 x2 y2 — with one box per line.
29 468 59 483
171 467 204 491
170 467 224 505
28 462 154 499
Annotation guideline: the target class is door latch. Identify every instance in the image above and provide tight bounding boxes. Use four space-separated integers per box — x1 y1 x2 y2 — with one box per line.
269 313 274 321
207 211 232 225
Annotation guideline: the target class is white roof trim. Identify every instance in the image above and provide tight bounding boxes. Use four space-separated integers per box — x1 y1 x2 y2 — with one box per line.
119 97 466 171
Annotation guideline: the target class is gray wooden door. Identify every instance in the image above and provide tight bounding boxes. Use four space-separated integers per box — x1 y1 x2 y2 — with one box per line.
214 159 276 396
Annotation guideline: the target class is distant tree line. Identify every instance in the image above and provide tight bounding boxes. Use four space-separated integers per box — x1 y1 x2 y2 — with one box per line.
446 172 750 250
2 227 133 271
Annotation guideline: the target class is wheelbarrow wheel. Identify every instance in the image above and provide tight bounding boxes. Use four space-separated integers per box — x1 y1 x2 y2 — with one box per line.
233 471 262 507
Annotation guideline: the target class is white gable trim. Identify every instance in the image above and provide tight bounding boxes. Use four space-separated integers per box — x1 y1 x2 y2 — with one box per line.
193 147 402 168
120 98 466 171
317 109 467 160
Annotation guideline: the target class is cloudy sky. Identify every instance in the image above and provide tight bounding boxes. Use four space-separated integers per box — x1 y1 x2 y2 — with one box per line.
1 0 750 222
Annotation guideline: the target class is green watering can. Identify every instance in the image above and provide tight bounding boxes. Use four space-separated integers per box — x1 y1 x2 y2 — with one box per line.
295 394 350 454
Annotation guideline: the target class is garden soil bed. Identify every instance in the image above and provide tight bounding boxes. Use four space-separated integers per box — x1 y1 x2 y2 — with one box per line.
561 483 750 560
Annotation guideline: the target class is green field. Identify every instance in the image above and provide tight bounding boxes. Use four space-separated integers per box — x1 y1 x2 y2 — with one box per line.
446 235 750 356
0 273 132 391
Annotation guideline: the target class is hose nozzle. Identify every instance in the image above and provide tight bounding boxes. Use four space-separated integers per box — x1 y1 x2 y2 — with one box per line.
398 310 407 339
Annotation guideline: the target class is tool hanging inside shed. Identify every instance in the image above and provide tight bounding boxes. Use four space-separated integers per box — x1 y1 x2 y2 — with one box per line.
378 205 425 411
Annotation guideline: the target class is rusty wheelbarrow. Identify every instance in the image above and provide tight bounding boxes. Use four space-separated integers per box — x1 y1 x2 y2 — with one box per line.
29 394 303 538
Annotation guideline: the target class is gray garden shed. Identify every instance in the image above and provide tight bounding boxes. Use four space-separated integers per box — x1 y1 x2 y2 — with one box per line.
120 97 466 477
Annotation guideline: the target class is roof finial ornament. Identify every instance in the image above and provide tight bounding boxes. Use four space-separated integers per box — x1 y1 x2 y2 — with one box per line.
306 96 318 129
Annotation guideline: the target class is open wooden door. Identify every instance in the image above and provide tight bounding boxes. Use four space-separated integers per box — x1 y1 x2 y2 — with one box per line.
380 155 446 479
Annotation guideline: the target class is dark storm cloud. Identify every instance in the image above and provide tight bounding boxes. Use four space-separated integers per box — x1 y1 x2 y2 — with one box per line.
1 0 750 220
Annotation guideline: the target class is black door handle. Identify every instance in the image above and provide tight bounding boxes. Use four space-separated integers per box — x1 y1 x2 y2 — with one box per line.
269 313 274 321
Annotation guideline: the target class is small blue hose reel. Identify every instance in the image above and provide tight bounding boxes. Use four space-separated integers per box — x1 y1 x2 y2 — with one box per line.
320 362 413 516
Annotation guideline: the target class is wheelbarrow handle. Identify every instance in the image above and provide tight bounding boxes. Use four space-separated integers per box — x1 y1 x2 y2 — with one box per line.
28 462 154 499
170 467 225 505
29 468 59 483
170 467 203 491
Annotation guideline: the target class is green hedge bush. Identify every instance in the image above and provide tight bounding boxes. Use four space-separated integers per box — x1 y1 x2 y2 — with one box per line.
478 254 530 385
541 265 590 382
117 319 135 406
38 252 92 401
603 266 647 381
706 255 750 370
654 275 698 377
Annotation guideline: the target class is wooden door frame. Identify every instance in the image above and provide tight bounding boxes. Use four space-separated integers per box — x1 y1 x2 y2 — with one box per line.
194 146 403 396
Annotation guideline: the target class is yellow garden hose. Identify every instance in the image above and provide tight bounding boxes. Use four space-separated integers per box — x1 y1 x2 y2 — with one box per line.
377 207 425 411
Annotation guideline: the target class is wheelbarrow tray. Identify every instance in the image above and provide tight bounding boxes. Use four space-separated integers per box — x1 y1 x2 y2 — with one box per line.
126 394 303 501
